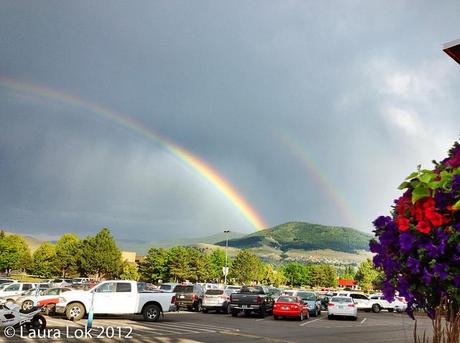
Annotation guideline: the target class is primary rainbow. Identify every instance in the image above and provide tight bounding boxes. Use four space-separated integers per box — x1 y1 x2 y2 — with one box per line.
0 77 267 231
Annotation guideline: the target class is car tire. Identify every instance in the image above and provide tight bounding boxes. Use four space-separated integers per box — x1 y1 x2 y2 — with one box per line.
225 305 231 314
26 314 46 331
244 310 251 317
65 303 85 321
274 315 279 320
202 308 208 313
231 309 238 317
195 301 202 312
388 308 394 313
353 316 358 321
328 315 333 320
372 304 381 313
259 306 267 318
142 304 161 322
22 300 34 311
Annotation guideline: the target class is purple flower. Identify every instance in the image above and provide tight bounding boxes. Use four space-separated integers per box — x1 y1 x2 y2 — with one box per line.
423 268 433 284
381 280 395 302
427 308 436 319
421 242 439 258
399 232 414 252
373 216 392 229
454 223 460 232
407 257 420 272
433 263 449 280
369 240 382 254
453 275 460 288
452 174 460 192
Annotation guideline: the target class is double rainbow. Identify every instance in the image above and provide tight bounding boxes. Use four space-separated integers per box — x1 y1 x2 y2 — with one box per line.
0 77 267 231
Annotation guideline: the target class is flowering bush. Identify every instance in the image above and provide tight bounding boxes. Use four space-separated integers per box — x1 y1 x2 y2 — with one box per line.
370 141 460 319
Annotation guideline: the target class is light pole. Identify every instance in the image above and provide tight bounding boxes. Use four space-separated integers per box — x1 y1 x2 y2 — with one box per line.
224 230 230 286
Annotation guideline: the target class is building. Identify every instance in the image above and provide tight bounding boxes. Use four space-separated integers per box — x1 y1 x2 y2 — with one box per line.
443 39 460 65
338 278 360 290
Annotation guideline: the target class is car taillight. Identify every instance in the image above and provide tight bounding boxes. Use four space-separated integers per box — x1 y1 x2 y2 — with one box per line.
328 303 334 307
171 296 176 304
348 304 355 308
256 296 261 304
192 293 196 300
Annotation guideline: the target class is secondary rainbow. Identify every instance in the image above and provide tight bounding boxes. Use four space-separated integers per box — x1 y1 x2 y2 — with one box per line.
0 77 267 231
279 134 360 229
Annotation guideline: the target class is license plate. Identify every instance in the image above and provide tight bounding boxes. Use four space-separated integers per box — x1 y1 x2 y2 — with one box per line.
282 306 289 310
179 295 185 299
242 305 250 309
338 305 344 309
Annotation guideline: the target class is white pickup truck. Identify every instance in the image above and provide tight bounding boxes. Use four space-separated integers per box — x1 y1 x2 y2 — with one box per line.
55 280 176 322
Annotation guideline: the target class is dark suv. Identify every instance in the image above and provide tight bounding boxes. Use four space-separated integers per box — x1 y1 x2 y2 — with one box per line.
173 284 205 311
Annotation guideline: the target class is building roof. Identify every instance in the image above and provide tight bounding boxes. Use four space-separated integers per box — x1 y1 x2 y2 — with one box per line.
443 39 460 65
338 278 356 287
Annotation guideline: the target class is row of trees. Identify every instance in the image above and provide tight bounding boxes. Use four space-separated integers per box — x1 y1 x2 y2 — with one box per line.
0 229 123 279
1 229 382 290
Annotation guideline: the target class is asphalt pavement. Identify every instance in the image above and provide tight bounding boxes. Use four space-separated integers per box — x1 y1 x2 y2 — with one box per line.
2 310 433 343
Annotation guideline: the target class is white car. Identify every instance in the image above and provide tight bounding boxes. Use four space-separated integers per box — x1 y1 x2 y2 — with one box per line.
337 292 372 311
368 294 407 313
0 283 37 301
159 283 179 293
327 296 358 320
55 280 177 322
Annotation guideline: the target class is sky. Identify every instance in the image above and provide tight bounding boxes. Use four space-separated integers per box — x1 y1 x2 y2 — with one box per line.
1 1 459 241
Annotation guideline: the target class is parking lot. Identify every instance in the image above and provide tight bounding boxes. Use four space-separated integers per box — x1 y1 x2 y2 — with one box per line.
4 310 433 343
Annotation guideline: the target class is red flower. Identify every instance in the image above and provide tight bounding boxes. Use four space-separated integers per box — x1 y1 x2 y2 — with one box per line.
422 197 435 210
416 221 431 234
415 208 424 222
396 216 410 231
430 213 444 227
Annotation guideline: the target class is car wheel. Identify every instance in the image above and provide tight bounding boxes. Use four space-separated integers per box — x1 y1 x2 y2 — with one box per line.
195 301 202 312
231 309 238 317
202 308 208 313
22 300 34 312
259 306 267 318
226 305 231 314
274 315 279 320
328 315 333 320
388 308 394 313
353 316 358 321
65 303 85 321
244 310 251 317
142 304 161 322
317 308 321 316
26 314 47 331
372 304 381 313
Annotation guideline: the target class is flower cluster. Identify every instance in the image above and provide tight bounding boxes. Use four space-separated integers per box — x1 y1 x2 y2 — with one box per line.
370 141 460 319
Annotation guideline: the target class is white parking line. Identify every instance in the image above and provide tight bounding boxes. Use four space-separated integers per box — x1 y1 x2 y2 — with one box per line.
300 318 322 326
360 318 367 324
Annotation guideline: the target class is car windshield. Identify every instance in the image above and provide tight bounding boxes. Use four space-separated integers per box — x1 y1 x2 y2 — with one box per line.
331 297 352 303
160 285 171 290
277 296 298 303
24 288 37 295
173 285 193 293
284 291 295 296
240 286 264 294
298 292 316 301
206 290 224 295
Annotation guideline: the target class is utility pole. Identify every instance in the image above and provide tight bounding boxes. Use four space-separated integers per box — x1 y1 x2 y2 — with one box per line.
224 229 230 286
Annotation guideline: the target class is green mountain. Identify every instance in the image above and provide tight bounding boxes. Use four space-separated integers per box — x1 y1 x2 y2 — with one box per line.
215 222 372 254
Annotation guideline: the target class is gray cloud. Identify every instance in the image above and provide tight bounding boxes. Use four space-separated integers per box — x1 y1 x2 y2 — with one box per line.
1 1 459 240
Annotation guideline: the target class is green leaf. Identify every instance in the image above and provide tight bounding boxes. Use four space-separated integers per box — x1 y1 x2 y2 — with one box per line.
412 185 430 204
405 171 419 180
453 199 460 211
419 171 435 184
398 181 410 190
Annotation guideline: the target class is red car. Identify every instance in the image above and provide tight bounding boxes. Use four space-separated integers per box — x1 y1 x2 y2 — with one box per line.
273 295 309 321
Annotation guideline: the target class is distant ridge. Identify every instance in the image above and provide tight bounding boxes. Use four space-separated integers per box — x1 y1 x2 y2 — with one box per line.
215 222 372 254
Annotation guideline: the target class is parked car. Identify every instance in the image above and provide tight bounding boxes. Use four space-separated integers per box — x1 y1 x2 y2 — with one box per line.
284 290 321 317
327 296 358 320
229 285 274 318
0 279 16 285
273 295 309 321
173 284 205 311
71 278 90 285
319 294 330 310
0 283 37 301
337 292 373 311
51 279 73 288
368 294 407 313
202 289 234 314
159 283 179 293
55 280 177 322
15 287 72 312
224 285 241 292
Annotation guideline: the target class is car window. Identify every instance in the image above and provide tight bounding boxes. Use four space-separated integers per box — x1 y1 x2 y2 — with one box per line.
160 285 171 290
351 294 368 300
284 291 295 296
206 289 224 295
116 283 131 293
277 296 298 303
298 292 316 301
45 289 60 295
331 297 352 303
5 284 20 291
173 285 194 293
60 289 71 294
95 282 116 293
22 284 33 291
240 286 264 294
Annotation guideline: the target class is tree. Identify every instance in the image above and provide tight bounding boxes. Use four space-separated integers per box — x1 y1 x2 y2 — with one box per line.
168 246 192 282
355 259 381 292
340 265 356 280
32 242 58 278
231 250 264 284
0 233 32 275
139 248 170 282
120 263 139 281
79 228 121 280
209 248 230 282
261 264 286 287
55 233 81 277
282 262 309 287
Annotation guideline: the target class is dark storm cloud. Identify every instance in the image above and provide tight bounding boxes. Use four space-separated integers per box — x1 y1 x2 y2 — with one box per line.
1 1 459 240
